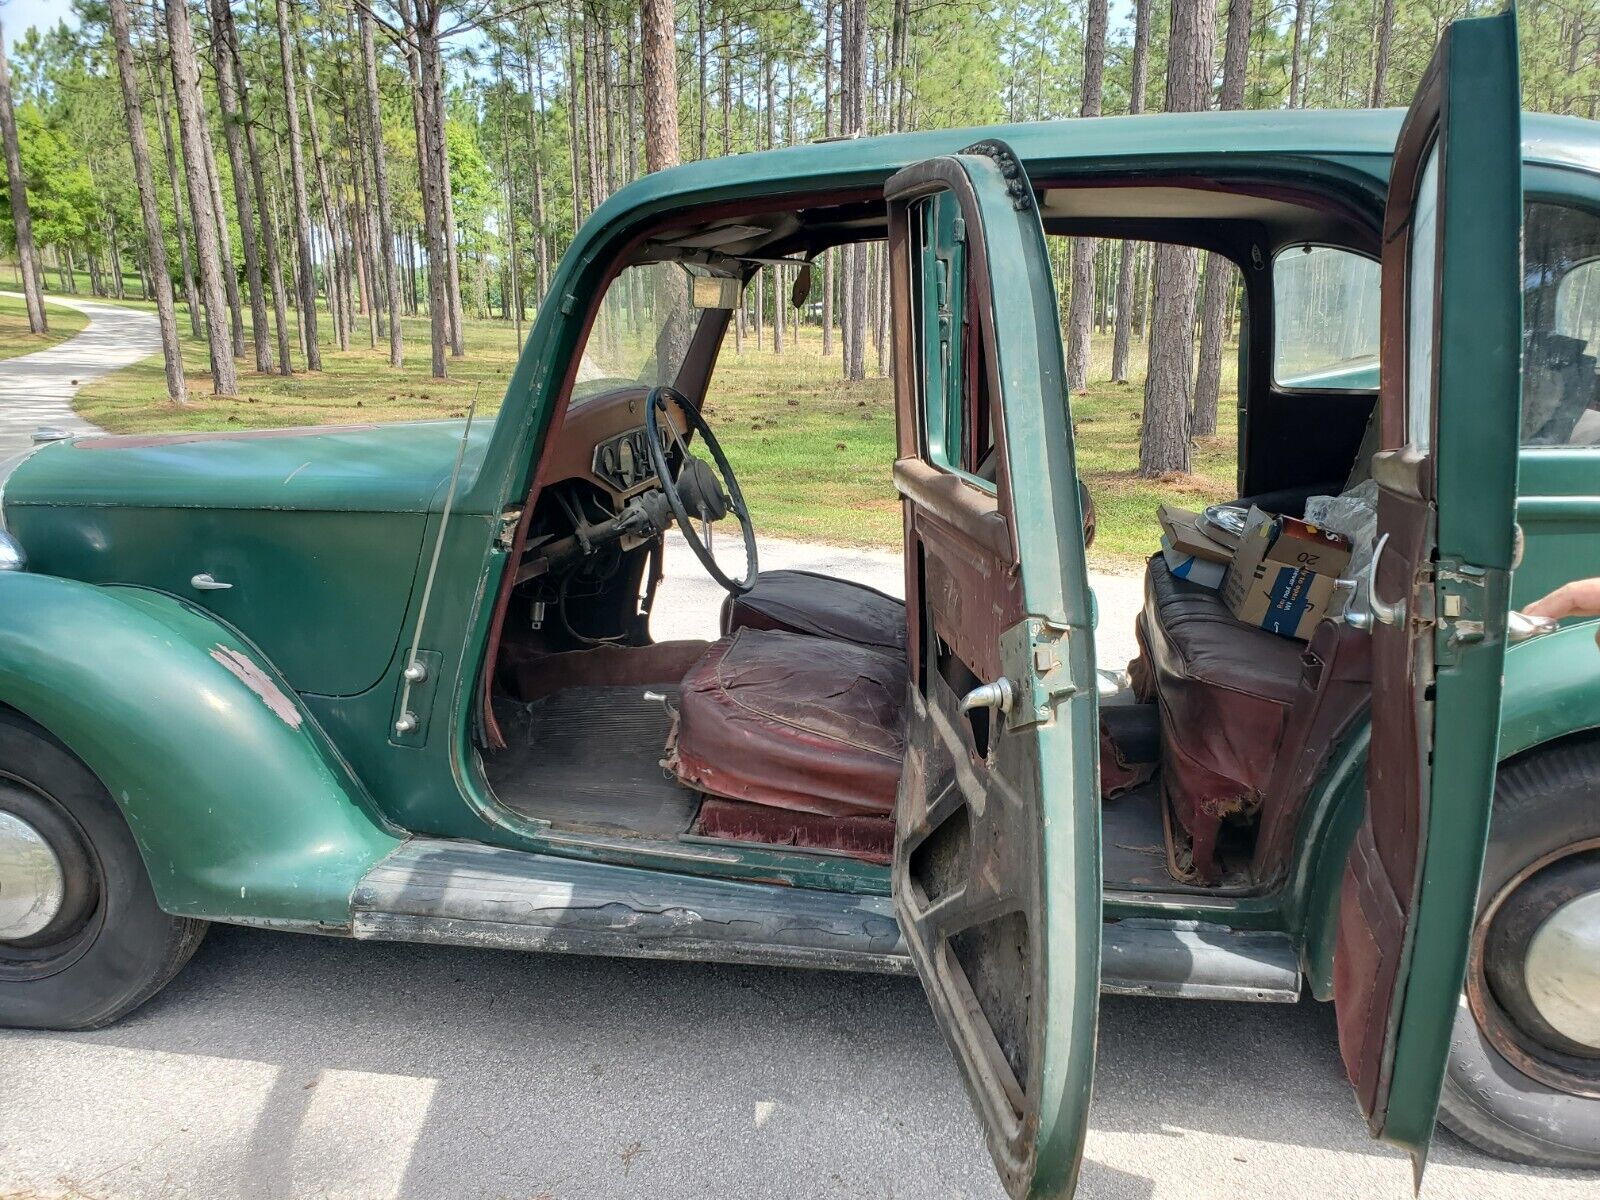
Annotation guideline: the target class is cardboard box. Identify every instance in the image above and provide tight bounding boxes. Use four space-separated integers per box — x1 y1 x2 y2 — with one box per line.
1157 503 1234 564
1160 535 1228 589
1221 507 1353 640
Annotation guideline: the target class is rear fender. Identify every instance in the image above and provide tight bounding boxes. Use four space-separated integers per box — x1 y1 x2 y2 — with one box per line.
0 574 400 926
1299 621 1600 998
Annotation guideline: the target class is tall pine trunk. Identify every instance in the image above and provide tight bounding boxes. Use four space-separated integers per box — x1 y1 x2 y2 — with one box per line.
209 0 270 374
166 0 236 395
1192 0 1252 437
297 35 348 353
842 0 867 381
224 7 292 375
150 47 200 340
360 8 403 368
275 0 322 370
1064 0 1107 393
1112 0 1151 383
107 0 182 401
1139 0 1216 477
0 22 44 334
641 0 680 171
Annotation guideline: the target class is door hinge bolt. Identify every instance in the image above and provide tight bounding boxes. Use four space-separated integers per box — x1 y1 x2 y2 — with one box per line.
394 712 419 735
403 660 430 684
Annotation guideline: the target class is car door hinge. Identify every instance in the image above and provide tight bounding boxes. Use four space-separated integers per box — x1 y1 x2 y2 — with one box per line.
999 617 1078 730
1434 557 1509 666
495 509 522 551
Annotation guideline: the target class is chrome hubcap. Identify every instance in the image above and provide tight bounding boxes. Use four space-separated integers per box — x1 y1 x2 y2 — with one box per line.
0 809 66 941
1525 891 1600 1052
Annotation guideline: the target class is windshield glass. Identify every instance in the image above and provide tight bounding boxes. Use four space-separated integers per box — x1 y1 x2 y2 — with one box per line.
571 262 702 406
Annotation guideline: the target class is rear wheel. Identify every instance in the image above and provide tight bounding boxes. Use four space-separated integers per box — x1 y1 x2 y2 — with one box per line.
0 711 206 1030
1438 738 1600 1167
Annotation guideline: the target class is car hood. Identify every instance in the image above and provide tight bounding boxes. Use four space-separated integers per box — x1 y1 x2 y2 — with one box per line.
4 419 493 515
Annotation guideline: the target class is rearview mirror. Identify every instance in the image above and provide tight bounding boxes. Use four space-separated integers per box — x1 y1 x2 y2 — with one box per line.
691 276 740 310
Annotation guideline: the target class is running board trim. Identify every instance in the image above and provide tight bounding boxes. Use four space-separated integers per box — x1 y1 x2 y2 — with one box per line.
351 839 1302 1001
1100 918 1302 1003
351 838 912 975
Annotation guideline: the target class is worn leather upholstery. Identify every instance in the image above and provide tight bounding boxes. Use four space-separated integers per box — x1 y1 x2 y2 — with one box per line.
722 570 907 655
667 628 906 817
1133 554 1307 879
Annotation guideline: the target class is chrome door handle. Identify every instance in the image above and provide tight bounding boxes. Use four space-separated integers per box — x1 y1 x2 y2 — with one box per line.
190 573 233 591
1344 532 1404 631
1507 609 1559 643
959 678 1014 716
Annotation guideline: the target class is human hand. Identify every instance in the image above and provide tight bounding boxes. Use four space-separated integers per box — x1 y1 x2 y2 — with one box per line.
1523 578 1600 621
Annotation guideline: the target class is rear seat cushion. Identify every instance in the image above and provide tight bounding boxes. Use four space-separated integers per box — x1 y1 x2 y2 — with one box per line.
1134 554 1307 877
666 628 906 817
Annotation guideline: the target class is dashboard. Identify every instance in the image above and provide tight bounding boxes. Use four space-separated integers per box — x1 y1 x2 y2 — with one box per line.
542 386 691 503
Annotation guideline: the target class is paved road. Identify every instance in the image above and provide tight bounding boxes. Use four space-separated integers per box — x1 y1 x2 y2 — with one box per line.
0 294 158 455
0 314 1587 1198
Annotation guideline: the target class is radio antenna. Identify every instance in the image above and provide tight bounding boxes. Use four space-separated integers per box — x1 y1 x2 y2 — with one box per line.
395 386 479 735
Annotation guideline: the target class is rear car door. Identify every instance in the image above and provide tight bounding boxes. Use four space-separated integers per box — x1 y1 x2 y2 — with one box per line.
886 144 1100 1198
1333 10 1523 1172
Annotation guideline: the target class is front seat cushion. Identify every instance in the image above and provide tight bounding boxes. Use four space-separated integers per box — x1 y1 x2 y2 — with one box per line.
722 569 906 655
666 628 906 817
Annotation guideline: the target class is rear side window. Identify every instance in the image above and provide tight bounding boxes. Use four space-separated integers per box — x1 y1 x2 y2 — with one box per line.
1272 245 1381 391
1524 201 1600 446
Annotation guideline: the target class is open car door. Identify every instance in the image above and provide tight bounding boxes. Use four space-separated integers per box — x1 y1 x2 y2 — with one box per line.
1333 10 1523 1175
886 143 1100 1199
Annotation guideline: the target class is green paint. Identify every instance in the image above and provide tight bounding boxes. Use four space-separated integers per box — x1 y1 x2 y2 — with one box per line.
0 574 399 923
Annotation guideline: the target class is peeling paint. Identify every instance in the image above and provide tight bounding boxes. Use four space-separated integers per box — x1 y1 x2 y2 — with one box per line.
209 644 304 728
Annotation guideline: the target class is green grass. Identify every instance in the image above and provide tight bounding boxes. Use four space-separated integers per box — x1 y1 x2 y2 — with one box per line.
0 292 90 361
75 307 522 432
73 305 1239 569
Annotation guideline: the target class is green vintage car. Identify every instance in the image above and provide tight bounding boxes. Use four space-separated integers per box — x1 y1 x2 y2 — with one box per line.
0 11 1595 1194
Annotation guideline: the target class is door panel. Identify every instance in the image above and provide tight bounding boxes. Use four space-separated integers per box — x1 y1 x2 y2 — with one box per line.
887 145 1099 1199
1332 11 1522 1167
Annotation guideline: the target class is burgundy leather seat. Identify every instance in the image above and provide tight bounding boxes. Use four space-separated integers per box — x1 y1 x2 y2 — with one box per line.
1131 554 1307 880
666 628 906 817
722 570 906 655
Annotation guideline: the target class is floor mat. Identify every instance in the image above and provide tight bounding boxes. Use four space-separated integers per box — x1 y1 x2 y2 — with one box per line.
1102 780 1254 894
485 685 701 837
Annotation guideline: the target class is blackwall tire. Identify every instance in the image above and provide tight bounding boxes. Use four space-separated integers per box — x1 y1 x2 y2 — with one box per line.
0 711 207 1030
1437 737 1600 1168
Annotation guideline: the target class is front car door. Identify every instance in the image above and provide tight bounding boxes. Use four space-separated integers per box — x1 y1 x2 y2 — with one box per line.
1333 10 1523 1172
886 144 1101 1198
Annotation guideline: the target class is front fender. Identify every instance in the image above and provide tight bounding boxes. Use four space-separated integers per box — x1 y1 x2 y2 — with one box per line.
0 574 400 925
1300 620 1600 998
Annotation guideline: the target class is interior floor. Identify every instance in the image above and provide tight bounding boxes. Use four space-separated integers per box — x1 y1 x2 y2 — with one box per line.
1102 780 1255 895
486 685 701 837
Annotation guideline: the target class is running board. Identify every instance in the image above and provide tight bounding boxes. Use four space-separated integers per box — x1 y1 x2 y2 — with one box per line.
351 839 1301 1001
351 838 913 975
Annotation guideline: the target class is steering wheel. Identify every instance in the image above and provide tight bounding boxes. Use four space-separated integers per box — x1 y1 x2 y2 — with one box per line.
644 385 759 594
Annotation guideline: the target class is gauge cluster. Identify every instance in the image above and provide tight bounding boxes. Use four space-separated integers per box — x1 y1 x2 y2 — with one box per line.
591 426 664 493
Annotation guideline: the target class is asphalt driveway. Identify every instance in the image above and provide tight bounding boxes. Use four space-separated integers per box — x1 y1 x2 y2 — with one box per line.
0 311 1589 1199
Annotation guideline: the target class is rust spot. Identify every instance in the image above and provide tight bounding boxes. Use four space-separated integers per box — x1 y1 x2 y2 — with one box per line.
209 645 303 728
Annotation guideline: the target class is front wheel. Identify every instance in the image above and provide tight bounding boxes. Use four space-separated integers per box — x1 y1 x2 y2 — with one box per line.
1438 737 1600 1168
0 711 206 1030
